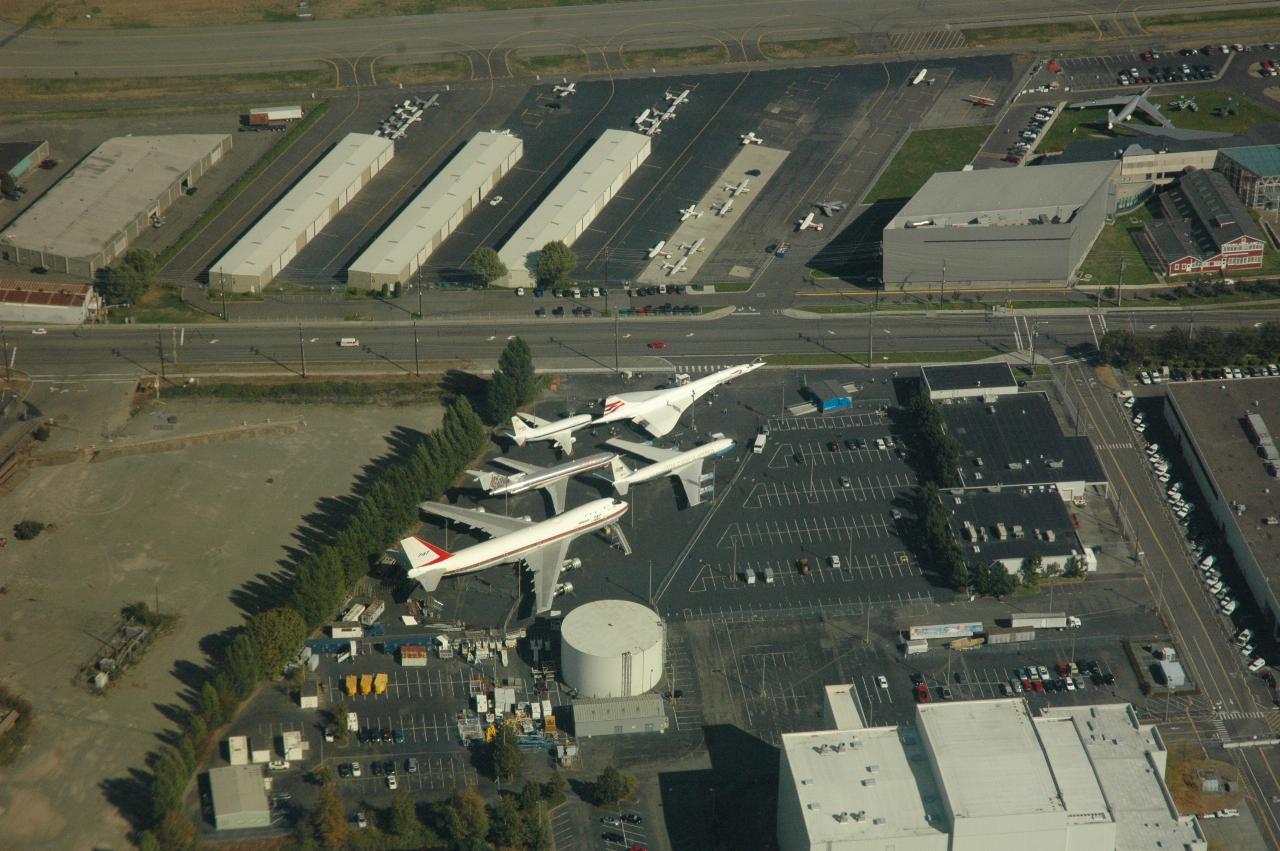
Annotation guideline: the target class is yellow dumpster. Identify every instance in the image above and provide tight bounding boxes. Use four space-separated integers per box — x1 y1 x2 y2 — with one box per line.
345 675 358 696
360 674 373 695
374 672 388 695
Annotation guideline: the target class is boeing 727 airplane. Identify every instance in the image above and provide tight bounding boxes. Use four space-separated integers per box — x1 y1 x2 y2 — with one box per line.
399 498 629 613
595 361 764 437
603 436 734 506
505 412 592 455
468 452 615 515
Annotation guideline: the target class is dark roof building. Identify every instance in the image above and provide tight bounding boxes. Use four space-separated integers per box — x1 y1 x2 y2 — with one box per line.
1217 145 1280 209
942 392 1107 499
921 362 1018 401
1142 168 1265 276
947 488 1095 575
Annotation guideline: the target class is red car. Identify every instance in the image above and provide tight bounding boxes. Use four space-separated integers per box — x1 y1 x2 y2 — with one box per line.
914 683 930 703
647 340 667 349
1033 679 1045 693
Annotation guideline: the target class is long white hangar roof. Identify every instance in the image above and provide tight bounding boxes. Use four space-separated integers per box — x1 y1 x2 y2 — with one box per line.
498 129 650 276
209 132 393 280
348 131 522 281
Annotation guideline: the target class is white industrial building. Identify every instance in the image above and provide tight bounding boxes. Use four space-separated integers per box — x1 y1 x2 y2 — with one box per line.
497 129 650 288
571 694 669 737
560 599 664 699
209 132 393 292
0 280 99 325
207 764 271 830
347 131 522 289
777 695 1204 851
1 134 231 278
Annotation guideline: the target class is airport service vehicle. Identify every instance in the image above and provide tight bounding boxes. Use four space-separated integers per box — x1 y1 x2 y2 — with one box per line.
596 361 765 437
399 497 629 613
603 436 735 506
505 411 593 455
753 432 768 454
468 452 615 515
1008 613 1082 630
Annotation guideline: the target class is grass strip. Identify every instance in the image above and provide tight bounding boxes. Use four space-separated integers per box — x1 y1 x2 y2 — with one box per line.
864 125 993 203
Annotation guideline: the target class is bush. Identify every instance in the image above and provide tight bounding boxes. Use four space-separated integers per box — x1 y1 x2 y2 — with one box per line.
12 520 45 540
32 425 50 441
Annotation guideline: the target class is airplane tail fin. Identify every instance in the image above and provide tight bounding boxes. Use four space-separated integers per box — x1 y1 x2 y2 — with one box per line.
468 470 499 492
400 535 453 574
605 457 633 494
508 415 531 446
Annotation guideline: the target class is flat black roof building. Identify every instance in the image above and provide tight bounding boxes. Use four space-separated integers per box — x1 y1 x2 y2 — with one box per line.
946 488 1088 573
943 392 1107 498
921 363 1018 401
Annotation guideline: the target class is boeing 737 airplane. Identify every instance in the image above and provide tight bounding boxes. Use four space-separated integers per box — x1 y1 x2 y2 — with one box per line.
505 412 592 455
467 452 615 515
603 436 735 506
399 497 629 613
595 361 764 437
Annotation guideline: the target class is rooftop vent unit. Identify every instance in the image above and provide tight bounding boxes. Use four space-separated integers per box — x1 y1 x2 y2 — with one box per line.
1013 525 1025 539
1263 516 1279 526
862 778 877 787
1008 461 1024 470
1045 529 1056 543
1047 459 1065 469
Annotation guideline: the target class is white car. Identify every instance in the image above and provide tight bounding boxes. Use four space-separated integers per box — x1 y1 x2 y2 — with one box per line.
515 287 525 296
387 774 398 790
1237 628 1254 645
489 195 504 206
830 555 842 569
1217 808 1240 818
1248 657 1267 673
1139 371 1151 384
1157 472 1171 483
31 327 46 335
356 812 368 829
877 675 888 689
1222 599 1239 614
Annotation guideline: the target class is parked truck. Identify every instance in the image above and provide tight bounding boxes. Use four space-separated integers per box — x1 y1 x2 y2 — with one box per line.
359 600 386 626
1007 613 1082 630
753 429 768 454
242 105 303 132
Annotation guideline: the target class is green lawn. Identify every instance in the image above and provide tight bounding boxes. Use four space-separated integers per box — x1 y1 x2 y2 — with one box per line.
1037 107 1127 154
759 36 859 61
1077 204 1160 288
1150 92 1280 136
962 21 1096 45
620 44 729 69
1143 7 1280 32
864 125 993 203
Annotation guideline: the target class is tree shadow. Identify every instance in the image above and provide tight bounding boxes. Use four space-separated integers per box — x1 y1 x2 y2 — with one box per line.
100 767 154 835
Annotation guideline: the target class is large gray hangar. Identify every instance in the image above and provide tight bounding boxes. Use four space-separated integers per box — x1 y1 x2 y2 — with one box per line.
560 599 664 699
1 134 231 278
498 129 650 288
347 131 522 289
881 161 1118 288
209 132 393 292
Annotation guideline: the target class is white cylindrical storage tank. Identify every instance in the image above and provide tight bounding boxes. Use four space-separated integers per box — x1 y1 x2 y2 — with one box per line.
560 599 664 698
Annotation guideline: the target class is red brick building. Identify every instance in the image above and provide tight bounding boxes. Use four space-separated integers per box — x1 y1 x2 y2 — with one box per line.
1142 168 1265 276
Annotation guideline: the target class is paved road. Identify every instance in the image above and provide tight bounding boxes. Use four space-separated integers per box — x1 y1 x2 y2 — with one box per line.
1066 361 1280 841
0 0 1262 79
12 307 1273 378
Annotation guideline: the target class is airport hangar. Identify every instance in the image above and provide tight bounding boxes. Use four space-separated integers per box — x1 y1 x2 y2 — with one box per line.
880 161 1118 289
209 132 394 293
1163 379 1280 637
0 134 231 278
497 129 650 289
776 689 1204 851
346 131 523 290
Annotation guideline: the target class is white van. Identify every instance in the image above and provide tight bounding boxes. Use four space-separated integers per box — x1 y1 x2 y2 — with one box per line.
338 337 360 347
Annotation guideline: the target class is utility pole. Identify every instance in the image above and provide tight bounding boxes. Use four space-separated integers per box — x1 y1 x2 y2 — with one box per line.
417 286 423 319
298 323 307 377
413 320 420 376
940 259 946 305
614 314 620 372
1029 321 1038 370
866 286 878 366
1 326 10 383
157 330 165 393
1117 257 1125 308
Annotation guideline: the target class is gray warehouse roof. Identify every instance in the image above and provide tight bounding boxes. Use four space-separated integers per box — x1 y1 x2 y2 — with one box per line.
498 129 649 275
210 132 392 279
572 694 666 724
922 363 1018 394
3 135 229 261
886 161 1117 230
348 131 522 281
208 764 269 827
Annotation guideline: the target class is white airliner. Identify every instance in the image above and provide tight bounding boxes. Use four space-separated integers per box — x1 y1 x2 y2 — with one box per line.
468 452 615 515
740 132 763 145
796 212 824 232
647 240 669 259
714 199 734 217
595 361 765 437
724 179 751 197
665 89 691 107
505 412 593 455
553 79 577 96
679 205 703 221
603 436 734 506
663 256 689 276
399 497 629 613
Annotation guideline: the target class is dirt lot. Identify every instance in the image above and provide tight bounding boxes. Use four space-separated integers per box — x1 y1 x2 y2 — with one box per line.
0 384 443 849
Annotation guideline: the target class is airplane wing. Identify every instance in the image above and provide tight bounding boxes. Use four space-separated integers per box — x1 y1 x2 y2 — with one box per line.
418 502 534 537
524 539 571 613
516 411 551 428
675 460 707 506
552 430 577 455
635 402 687 438
606 437 682 463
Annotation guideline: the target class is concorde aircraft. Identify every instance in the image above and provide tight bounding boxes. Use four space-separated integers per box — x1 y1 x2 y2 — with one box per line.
399 498 628 613
602 436 735 506
595 361 765 437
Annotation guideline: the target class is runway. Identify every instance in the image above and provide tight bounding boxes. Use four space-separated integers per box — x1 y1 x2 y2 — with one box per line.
0 0 1260 79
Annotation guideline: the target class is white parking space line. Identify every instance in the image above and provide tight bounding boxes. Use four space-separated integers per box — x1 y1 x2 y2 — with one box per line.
686 548 922 592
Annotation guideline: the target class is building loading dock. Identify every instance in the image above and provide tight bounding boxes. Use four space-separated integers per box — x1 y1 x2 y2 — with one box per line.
347 131 522 290
881 161 1119 288
1 134 231 278
497 129 650 288
209 132 394 293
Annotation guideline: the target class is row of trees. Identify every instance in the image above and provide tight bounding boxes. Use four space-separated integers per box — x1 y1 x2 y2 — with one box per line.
482 337 538 425
902 386 960 487
1100 323 1280 369
469 241 578 289
138 397 489 848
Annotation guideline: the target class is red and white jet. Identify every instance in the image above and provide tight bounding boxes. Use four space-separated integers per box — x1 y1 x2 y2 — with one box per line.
399 497 629 613
595 361 764 437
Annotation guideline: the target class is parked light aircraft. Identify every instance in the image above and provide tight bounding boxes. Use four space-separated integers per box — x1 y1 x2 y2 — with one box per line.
796 212 824 232
665 89 691 107
910 68 928 86
663 257 689 276
814 201 846 217
595 361 765 437
634 108 652 127
965 94 996 107
505 412 592 455
603 437 734 506
647 240 668 259
740 132 763 145
553 78 577 96
714 199 734 216
679 205 703 221
681 237 705 254
468 452 615 515
399 497 629 613
724 179 751 197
